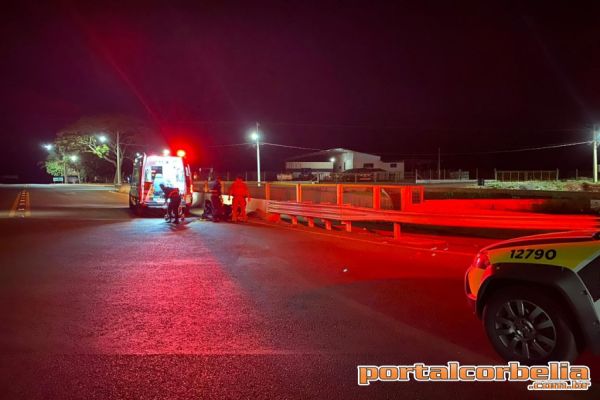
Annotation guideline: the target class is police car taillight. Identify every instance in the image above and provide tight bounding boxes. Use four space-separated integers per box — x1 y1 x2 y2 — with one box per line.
472 251 490 269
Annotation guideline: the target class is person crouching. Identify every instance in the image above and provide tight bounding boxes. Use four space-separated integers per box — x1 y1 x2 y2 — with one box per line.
160 183 181 224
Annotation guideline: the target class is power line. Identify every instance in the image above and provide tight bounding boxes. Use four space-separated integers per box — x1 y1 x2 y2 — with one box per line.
207 142 251 148
261 142 324 151
376 140 593 157
208 141 324 151
444 140 593 156
209 139 592 157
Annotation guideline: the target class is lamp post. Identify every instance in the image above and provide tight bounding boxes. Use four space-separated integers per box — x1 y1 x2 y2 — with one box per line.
250 122 261 186
97 133 121 185
69 154 80 183
594 125 598 183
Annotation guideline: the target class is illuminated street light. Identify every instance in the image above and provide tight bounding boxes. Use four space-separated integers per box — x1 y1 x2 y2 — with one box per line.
163 149 171 156
329 157 335 162
250 123 261 186
42 144 53 151
97 132 122 186
594 125 599 183
69 155 78 162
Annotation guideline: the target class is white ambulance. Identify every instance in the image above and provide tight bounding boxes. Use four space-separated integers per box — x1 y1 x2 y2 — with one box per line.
129 152 193 215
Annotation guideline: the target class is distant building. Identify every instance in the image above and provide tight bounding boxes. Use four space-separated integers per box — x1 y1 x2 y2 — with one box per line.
285 148 404 179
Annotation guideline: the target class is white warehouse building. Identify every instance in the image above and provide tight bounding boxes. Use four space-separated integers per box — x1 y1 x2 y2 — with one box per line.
285 148 404 179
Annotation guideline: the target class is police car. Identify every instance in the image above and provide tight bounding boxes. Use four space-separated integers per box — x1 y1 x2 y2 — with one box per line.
465 230 600 363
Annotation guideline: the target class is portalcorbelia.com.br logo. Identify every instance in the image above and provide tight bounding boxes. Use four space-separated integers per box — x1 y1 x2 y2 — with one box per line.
357 361 590 391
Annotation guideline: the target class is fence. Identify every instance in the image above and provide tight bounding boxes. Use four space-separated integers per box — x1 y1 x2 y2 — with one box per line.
321 172 409 183
495 170 559 182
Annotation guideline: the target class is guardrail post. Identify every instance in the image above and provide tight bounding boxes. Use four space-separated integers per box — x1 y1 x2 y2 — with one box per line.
296 184 302 202
325 220 332 230
400 186 410 211
373 186 381 209
336 184 343 206
343 221 352 232
393 223 401 239
265 182 271 200
307 217 314 228
291 215 298 225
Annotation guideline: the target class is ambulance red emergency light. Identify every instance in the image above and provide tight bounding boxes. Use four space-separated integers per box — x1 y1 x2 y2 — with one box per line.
129 150 193 215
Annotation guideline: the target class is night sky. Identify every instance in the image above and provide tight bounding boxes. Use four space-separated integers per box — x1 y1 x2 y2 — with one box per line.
1 1 600 181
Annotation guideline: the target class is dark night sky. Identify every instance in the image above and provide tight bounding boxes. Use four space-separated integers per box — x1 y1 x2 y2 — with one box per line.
1 1 600 181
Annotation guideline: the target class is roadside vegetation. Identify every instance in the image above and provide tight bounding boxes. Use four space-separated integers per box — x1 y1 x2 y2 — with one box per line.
485 180 599 192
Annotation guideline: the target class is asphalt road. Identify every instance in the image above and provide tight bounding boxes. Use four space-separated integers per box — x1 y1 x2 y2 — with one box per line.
0 184 597 399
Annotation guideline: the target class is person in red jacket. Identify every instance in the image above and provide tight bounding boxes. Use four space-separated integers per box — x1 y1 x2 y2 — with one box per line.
228 176 251 222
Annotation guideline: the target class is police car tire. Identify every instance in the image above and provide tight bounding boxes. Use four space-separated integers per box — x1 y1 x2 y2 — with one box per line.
483 285 578 364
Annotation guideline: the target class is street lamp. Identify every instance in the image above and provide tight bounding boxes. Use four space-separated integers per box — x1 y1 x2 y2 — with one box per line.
42 144 53 151
250 123 261 186
594 126 599 183
97 132 122 186
69 155 78 162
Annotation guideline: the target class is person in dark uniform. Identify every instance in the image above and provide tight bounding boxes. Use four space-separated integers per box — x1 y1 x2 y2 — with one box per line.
160 183 181 224
209 176 223 222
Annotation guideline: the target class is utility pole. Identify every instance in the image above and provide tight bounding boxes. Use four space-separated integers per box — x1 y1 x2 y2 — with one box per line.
594 125 598 183
254 122 261 186
116 131 122 186
437 148 441 180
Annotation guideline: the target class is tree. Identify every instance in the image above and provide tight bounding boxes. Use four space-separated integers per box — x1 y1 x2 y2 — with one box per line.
56 115 153 185
39 139 81 182
43 158 65 177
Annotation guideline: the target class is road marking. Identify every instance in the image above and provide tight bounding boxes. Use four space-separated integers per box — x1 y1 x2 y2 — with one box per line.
9 190 30 218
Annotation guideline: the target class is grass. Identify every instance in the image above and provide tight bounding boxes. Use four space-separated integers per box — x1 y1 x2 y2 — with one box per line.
485 180 597 192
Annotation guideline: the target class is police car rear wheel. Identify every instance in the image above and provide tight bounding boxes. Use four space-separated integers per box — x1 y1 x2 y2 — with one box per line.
483 286 578 364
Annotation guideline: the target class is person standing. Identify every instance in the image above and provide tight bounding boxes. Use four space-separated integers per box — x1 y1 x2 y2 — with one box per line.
209 176 223 222
228 176 251 222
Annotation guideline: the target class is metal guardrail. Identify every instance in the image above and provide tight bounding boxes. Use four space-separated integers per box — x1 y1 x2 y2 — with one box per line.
193 181 599 238
266 200 600 239
193 181 425 211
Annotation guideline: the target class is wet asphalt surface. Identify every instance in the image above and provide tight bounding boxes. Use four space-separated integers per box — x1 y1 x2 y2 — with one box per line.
0 184 597 399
